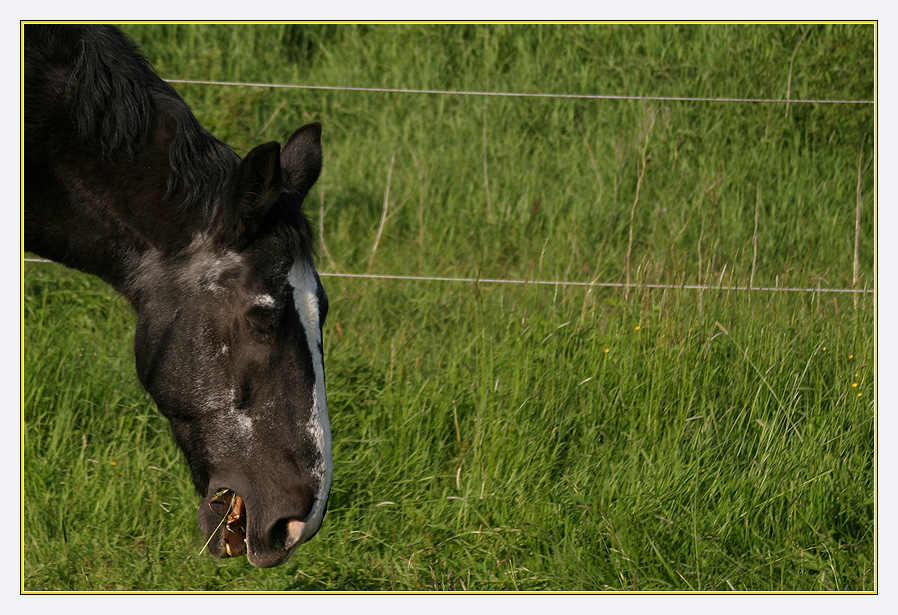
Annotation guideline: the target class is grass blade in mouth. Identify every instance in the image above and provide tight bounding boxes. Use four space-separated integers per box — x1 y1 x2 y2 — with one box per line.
199 488 247 557
198 488 233 556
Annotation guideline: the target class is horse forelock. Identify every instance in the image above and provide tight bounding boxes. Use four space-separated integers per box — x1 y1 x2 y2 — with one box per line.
165 108 240 215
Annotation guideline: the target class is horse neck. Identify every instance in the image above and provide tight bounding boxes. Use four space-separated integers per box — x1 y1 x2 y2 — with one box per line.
25 138 211 297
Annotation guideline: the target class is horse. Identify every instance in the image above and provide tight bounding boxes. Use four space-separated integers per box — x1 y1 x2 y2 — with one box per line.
24 24 331 568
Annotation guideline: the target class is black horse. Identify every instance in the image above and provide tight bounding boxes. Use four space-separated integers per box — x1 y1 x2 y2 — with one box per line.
24 24 331 568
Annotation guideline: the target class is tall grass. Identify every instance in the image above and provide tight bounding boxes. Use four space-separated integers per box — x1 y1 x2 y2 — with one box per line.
23 23 874 591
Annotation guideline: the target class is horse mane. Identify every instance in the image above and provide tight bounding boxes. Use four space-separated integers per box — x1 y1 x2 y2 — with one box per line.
63 25 239 212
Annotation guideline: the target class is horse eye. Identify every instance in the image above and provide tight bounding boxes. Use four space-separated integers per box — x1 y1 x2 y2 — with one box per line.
244 304 277 342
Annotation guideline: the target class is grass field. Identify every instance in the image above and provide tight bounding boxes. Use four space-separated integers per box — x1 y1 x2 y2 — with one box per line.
22 23 875 592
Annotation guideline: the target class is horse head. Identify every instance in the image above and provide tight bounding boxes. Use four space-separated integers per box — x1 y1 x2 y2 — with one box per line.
129 123 330 568
25 24 332 568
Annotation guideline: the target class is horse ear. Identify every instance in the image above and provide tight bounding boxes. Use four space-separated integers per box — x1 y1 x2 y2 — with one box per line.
280 122 322 200
225 141 282 241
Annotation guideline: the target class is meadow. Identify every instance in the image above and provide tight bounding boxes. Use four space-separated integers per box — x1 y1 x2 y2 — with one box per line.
22 23 875 591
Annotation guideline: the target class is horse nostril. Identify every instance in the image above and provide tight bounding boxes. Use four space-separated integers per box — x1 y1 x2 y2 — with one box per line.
286 519 306 548
270 517 307 550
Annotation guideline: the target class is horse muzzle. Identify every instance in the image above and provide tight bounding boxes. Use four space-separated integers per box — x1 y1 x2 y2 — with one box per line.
198 482 319 568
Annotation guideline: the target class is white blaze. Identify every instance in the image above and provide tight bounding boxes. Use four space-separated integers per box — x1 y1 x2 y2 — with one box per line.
287 260 331 541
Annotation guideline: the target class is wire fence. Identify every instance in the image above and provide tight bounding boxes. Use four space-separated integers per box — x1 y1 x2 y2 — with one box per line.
23 78 875 297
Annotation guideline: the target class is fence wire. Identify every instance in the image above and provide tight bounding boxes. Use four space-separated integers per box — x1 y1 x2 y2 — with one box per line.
22 259 873 295
164 78 874 106
23 78 874 297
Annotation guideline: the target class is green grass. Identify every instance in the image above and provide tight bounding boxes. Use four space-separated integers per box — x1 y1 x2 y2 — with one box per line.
22 23 875 592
